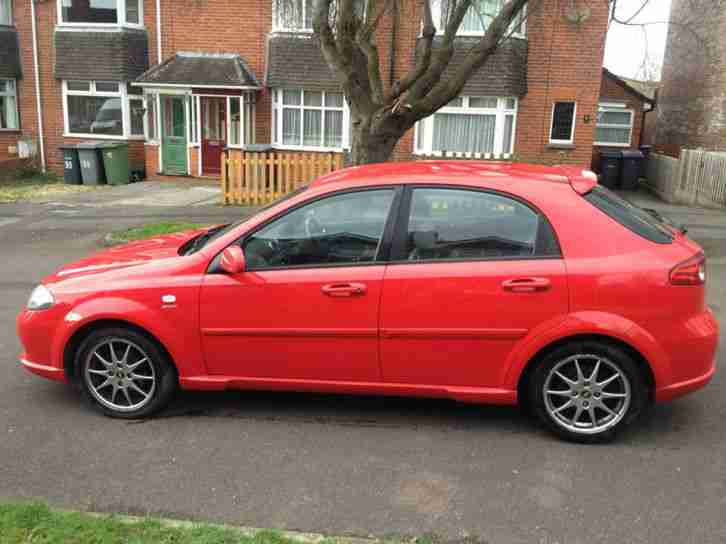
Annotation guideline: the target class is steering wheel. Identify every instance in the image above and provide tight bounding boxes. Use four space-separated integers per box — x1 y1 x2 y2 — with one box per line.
304 214 324 238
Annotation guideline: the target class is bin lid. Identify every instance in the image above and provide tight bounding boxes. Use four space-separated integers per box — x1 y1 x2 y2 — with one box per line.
76 141 108 149
599 150 623 159
98 142 129 149
621 150 644 159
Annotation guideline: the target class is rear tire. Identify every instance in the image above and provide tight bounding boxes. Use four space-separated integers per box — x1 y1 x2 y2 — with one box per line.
76 327 177 419
528 341 647 443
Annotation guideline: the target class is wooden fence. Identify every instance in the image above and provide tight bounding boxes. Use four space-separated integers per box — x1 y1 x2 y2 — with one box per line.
222 150 345 205
646 149 726 208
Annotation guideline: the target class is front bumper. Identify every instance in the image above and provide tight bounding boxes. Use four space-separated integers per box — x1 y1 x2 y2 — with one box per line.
19 356 68 383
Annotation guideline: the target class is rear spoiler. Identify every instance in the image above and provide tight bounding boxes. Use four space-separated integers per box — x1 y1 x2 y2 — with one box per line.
556 166 598 195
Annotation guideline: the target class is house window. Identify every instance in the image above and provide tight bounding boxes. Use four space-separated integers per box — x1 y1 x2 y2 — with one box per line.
0 0 13 25
549 101 576 144
273 0 364 31
272 89 348 150
0 79 18 130
63 80 144 138
144 93 158 142
595 103 633 146
435 0 526 36
58 0 143 26
415 96 517 156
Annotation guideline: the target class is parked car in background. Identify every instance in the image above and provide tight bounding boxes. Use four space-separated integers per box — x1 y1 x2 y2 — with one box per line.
16 162 719 442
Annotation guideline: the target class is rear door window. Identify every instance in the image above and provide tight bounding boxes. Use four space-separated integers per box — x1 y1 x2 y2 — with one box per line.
584 186 673 244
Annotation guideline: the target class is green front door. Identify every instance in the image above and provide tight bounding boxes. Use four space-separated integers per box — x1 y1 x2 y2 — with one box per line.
161 96 187 175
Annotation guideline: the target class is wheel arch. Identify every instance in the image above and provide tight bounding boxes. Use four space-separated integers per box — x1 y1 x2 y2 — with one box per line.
516 333 656 409
63 318 177 383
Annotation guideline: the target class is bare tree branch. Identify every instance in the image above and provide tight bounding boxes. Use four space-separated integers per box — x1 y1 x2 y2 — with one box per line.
389 0 437 101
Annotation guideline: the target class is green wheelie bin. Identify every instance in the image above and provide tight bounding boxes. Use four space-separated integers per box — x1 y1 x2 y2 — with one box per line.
100 142 131 185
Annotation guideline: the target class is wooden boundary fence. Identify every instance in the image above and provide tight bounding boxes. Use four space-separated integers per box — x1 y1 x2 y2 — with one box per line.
222 150 345 205
646 149 726 208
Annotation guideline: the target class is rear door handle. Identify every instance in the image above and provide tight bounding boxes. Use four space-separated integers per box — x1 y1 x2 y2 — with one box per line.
501 277 551 292
321 283 367 297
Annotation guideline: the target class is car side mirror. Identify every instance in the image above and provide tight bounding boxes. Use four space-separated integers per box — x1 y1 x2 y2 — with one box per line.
219 246 246 275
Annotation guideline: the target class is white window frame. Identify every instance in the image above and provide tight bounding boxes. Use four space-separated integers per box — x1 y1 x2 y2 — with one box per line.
0 0 13 26
0 78 18 131
594 102 634 147
272 0 314 32
57 0 144 28
142 91 160 144
271 88 350 152
62 80 145 140
549 101 577 145
414 96 518 158
431 0 527 38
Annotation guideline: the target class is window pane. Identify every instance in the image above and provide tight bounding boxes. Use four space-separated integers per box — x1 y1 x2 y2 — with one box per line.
67 81 91 92
597 110 631 125
503 114 514 154
595 127 630 144
325 92 343 108
504 98 516 110
230 97 241 146
95 82 119 93
304 0 314 28
67 95 123 135
324 110 343 148
61 0 118 24
0 95 18 129
406 188 539 260
550 101 575 141
432 113 496 153
125 0 140 23
282 89 301 105
469 97 497 108
304 90 322 107
303 109 322 146
129 98 144 135
276 0 303 28
446 97 464 108
244 190 395 269
0 0 12 25
146 95 157 140
282 107 301 145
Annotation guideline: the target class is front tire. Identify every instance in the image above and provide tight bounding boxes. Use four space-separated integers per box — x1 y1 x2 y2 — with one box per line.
529 341 648 443
77 327 177 419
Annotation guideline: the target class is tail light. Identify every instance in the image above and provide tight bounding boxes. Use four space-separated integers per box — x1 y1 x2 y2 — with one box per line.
670 252 706 285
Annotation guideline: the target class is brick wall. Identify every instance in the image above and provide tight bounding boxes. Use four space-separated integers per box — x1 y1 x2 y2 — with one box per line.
13 0 610 176
656 0 726 157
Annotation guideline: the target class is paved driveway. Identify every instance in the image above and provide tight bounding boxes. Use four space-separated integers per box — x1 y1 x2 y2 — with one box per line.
0 190 724 543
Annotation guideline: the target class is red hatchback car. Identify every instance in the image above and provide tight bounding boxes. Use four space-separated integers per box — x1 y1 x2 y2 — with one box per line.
17 162 719 442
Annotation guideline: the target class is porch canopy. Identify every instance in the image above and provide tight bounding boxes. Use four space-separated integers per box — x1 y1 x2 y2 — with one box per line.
134 52 261 90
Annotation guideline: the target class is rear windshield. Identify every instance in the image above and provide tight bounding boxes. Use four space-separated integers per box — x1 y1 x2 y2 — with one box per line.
583 186 674 244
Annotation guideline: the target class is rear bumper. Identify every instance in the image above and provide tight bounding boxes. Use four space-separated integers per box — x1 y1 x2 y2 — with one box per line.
655 356 716 402
19 356 68 383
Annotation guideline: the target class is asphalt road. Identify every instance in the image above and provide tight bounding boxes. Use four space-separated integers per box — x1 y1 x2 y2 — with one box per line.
1 193 725 544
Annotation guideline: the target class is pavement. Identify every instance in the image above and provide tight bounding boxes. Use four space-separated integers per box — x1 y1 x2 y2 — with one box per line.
0 184 725 543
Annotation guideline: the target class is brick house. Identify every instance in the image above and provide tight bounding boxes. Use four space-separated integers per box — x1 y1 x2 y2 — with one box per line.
1 0 648 179
654 0 725 157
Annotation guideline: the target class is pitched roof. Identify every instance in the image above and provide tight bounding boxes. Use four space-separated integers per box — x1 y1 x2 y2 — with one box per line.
0 27 22 79
54 28 148 81
135 52 260 88
603 68 657 103
266 33 340 91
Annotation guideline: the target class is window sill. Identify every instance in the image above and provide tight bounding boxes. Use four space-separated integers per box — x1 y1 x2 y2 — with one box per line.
272 144 346 153
546 143 576 150
0 128 21 133
270 28 314 35
593 142 631 148
56 23 146 31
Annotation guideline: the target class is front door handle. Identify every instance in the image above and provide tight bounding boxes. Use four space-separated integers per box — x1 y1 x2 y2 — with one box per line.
501 277 551 292
321 283 367 297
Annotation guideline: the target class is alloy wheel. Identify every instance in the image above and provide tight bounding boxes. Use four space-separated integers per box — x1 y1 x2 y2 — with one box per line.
84 338 157 413
543 353 631 435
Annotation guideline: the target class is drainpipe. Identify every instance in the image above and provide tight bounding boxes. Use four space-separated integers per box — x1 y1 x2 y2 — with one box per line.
156 0 162 63
30 0 46 172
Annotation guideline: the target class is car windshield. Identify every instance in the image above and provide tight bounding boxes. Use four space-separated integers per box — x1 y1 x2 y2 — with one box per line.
180 186 309 255
583 185 674 244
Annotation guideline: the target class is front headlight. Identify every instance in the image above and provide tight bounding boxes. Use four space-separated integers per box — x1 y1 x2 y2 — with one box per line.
27 285 55 311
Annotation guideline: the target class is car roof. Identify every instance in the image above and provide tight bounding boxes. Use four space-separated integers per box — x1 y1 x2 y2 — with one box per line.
310 161 596 194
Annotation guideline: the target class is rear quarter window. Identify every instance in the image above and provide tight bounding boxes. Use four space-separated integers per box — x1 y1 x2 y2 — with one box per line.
583 186 673 244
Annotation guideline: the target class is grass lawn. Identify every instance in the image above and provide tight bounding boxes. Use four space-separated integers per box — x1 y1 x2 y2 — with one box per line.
0 502 335 544
105 221 208 245
0 172 103 203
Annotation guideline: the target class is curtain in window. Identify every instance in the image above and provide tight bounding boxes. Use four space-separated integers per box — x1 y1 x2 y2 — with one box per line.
324 110 343 147
432 113 496 153
230 97 241 146
282 108 301 145
503 114 514 154
303 109 322 146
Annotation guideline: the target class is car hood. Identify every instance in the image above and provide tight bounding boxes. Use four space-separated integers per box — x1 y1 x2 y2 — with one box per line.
45 228 207 283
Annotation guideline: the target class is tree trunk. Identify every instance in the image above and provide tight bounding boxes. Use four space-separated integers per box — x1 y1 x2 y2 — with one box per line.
349 111 403 165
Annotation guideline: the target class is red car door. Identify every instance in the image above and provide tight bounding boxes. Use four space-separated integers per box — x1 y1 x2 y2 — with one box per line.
200 188 399 382
379 187 569 388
